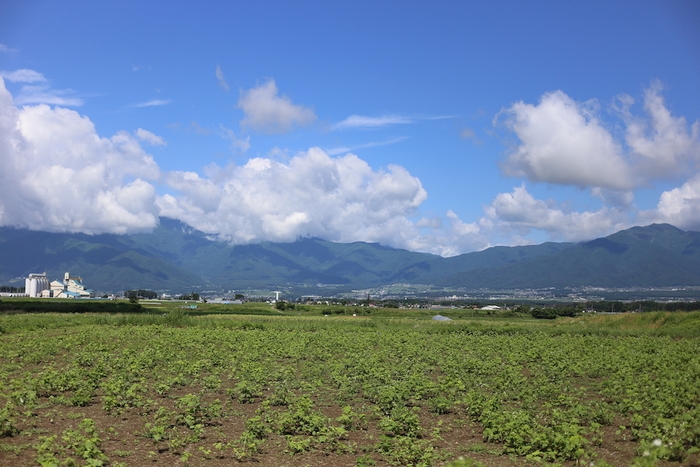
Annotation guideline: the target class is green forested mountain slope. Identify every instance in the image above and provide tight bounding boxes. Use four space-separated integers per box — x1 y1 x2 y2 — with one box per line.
0 227 202 291
437 224 700 288
1 220 697 292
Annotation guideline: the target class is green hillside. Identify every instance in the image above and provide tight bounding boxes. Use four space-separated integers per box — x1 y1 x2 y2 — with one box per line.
1 220 698 293
437 224 700 288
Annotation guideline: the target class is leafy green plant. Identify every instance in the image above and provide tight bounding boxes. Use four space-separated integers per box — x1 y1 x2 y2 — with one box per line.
378 406 420 438
355 454 377 466
274 396 330 436
376 435 435 466
336 405 366 430
285 436 312 454
427 394 451 414
36 418 108 467
228 380 263 403
0 407 17 437
632 439 673 466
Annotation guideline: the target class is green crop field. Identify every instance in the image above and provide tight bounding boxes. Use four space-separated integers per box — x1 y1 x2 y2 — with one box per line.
0 302 699 466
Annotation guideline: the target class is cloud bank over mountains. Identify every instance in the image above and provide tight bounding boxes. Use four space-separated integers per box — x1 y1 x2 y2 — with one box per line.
495 81 700 241
0 74 699 256
0 79 160 235
159 149 427 247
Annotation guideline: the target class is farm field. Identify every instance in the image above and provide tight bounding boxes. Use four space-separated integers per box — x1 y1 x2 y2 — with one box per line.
0 305 699 466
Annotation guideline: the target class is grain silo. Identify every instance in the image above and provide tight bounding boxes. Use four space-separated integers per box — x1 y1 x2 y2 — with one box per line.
25 273 50 297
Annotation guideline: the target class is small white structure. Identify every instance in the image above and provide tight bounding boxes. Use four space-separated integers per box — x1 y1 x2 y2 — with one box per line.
432 314 452 321
25 273 50 298
480 305 501 311
50 272 95 299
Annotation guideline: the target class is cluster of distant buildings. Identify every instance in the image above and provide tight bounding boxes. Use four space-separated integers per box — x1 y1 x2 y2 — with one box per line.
24 272 95 299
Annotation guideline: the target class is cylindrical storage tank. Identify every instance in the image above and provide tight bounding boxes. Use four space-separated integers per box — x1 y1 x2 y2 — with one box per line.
25 277 35 297
25 273 49 297
38 275 49 295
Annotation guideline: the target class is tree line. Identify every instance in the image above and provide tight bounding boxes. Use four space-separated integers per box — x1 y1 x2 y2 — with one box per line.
124 290 158 299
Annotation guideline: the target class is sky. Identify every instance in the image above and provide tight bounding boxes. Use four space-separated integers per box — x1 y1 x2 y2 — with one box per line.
1 1 699 256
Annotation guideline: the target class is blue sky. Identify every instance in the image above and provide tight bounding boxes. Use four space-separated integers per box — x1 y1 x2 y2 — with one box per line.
1 1 699 255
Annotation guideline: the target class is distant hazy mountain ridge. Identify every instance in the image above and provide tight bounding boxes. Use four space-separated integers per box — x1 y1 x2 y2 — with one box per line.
1 219 698 293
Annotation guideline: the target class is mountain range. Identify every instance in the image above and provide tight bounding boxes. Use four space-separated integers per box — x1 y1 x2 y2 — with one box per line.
1 219 699 294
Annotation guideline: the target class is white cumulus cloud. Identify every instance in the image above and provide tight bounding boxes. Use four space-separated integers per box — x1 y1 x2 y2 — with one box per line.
486 83 700 245
0 77 160 234
619 81 700 180
238 79 316 134
157 147 427 246
3 72 698 256
648 174 700 231
482 185 630 242
499 84 700 195
499 90 633 190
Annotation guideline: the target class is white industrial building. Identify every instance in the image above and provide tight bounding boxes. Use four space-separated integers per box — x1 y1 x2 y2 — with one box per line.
25 273 50 297
50 272 95 298
23 272 95 298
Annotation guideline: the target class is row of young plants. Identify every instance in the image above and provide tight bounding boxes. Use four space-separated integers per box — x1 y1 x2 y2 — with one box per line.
0 313 698 466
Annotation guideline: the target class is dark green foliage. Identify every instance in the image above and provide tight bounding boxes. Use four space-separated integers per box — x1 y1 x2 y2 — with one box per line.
0 300 142 314
124 289 158 299
556 307 577 317
0 407 17 437
531 307 558 319
275 301 295 311
177 292 199 301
